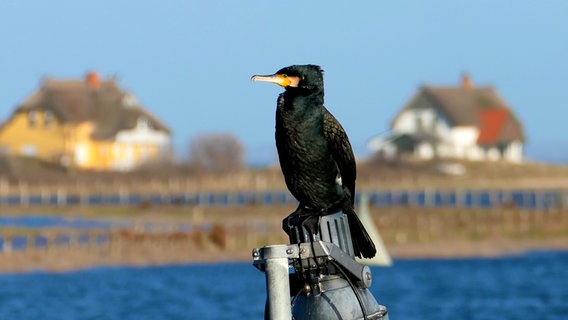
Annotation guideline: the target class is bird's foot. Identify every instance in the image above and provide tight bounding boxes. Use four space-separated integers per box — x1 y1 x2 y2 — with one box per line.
282 207 304 236
282 207 322 242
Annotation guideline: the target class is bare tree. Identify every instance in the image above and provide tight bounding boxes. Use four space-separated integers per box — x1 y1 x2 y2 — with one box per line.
188 133 245 173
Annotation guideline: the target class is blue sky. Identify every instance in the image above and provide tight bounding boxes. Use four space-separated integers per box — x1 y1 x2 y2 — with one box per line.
1 1 567 165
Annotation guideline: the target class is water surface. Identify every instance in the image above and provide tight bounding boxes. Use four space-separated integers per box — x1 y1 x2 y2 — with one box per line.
0 251 566 319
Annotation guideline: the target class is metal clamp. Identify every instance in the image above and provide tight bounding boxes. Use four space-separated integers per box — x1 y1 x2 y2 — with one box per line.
296 241 373 289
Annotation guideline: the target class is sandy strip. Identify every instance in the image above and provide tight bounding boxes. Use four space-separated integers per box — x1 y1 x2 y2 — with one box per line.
0 237 566 274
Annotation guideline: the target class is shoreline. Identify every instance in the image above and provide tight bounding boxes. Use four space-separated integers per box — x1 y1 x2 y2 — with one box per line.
1 237 566 275
1 205 567 274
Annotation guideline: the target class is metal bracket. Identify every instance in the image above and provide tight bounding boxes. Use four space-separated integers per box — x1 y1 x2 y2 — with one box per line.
296 241 372 289
253 240 372 289
252 244 299 271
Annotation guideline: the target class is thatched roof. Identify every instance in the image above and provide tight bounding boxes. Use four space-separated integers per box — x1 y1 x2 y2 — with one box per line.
14 72 170 140
394 75 524 144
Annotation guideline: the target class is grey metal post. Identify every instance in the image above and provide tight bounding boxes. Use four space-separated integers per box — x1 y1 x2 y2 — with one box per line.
265 255 292 320
253 244 297 320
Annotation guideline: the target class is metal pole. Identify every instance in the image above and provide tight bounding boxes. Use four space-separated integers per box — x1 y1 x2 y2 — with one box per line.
265 254 292 320
253 245 297 320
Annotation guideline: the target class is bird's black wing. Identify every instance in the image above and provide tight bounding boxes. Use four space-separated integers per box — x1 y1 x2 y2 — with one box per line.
324 107 376 258
322 107 356 203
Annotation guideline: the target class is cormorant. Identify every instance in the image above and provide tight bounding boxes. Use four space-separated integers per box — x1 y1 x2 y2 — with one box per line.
251 65 376 259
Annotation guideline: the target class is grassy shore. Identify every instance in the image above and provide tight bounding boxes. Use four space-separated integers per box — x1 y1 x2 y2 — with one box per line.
1 204 567 273
2 159 568 195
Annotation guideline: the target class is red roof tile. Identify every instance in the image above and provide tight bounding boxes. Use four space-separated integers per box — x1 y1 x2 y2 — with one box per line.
476 109 509 145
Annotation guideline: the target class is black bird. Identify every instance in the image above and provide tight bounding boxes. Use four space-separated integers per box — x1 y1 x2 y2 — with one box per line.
252 65 376 259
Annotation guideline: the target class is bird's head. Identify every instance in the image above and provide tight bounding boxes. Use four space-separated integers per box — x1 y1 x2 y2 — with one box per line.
251 65 324 93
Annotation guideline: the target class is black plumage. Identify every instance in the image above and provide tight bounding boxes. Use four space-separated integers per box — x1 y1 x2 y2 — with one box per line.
252 65 376 259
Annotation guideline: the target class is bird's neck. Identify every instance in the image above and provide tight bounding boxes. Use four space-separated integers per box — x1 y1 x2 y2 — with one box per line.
280 89 324 113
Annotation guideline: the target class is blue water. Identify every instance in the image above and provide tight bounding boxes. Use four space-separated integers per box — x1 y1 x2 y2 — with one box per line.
0 251 566 320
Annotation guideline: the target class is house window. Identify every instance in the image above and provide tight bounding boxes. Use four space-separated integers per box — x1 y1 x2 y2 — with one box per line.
137 117 153 130
28 111 37 128
74 143 89 165
20 144 37 156
44 110 53 128
431 114 438 132
415 115 423 132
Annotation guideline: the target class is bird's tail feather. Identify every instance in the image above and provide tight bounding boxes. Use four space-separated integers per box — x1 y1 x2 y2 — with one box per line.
346 208 377 259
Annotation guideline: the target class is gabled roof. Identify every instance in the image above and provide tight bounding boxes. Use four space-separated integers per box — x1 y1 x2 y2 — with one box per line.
396 75 525 144
422 85 508 127
14 72 171 140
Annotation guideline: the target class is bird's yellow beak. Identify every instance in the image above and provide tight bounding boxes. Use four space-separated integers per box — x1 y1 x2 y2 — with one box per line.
251 74 299 87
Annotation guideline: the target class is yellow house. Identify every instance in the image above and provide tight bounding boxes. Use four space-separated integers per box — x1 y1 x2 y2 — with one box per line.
0 72 172 171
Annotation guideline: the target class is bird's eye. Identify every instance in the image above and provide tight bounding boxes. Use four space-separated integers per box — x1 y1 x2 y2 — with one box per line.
282 74 288 78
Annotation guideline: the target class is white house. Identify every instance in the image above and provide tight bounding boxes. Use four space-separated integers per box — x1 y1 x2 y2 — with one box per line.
369 74 525 162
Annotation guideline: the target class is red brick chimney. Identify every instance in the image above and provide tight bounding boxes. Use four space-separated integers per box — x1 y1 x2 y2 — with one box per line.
461 72 473 90
86 71 101 89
